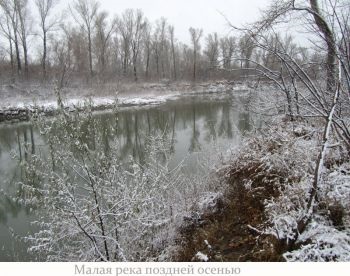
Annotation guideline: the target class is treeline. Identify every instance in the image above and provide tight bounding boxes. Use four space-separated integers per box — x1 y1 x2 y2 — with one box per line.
0 0 319 85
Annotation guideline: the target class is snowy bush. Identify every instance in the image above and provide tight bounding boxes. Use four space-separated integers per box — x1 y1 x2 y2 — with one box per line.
283 217 350 261
264 179 311 243
227 118 350 261
18 102 207 261
282 163 350 261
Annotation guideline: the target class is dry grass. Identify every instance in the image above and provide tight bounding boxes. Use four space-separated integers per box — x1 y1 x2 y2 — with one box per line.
171 118 324 261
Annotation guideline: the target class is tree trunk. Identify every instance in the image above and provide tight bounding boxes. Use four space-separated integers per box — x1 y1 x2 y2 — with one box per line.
171 39 177 80
193 49 197 81
88 30 93 79
101 46 105 74
43 30 47 79
23 40 29 77
133 54 138 82
14 32 21 75
155 51 160 78
297 62 340 236
309 0 336 92
145 47 150 79
8 36 14 78
16 2 28 78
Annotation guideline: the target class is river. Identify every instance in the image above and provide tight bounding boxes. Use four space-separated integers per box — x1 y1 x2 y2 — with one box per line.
0 91 258 261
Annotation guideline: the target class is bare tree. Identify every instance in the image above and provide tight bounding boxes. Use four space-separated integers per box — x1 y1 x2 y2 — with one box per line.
129 9 146 82
117 11 132 77
150 18 169 80
238 33 254 69
117 9 147 81
143 21 151 79
232 0 350 247
189 27 203 81
35 0 58 80
0 0 22 75
204 32 219 79
303 0 337 92
155 18 169 79
220 36 236 69
152 24 161 78
0 10 15 77
70 0 99 79
52 24 73 88
94 11 116 79
168 25 177 80
15 0 30 77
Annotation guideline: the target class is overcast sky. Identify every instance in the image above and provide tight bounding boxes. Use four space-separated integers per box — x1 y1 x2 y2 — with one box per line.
60 0 272 43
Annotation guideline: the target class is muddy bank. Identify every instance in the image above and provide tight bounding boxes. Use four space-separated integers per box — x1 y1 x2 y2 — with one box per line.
172 171 283 262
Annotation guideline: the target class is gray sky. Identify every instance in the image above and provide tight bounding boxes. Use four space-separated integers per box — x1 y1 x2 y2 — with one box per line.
61 0 272 43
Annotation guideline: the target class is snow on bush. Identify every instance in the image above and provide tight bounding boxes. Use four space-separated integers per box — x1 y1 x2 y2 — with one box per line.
264 179 311 243
283 163 350 261
227 117 350 261
18 103 212 261
284 216 350 261
195 251 209 262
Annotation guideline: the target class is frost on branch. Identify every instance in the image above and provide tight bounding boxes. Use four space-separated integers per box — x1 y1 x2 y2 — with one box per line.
19 105 207 261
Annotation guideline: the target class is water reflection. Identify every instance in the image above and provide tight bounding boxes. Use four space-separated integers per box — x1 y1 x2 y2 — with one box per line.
0 93 254 261
0 123 41 261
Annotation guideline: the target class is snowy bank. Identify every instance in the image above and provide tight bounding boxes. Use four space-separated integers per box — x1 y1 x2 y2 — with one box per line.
171 117 350 261
0 81 251 123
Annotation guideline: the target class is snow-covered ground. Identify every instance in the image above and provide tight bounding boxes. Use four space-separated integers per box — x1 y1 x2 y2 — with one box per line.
0 81 250 113
1 94 177 112
227 118 350 261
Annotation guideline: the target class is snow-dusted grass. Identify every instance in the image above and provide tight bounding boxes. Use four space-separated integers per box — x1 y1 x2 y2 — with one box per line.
225 117 350 261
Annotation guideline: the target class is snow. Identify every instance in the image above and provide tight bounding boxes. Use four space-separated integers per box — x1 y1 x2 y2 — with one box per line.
284 217 350 261
0 81 251 115
1 96 162 110
196 192 223 214
204 239 212 250
195 251 209 262
225 117 350 261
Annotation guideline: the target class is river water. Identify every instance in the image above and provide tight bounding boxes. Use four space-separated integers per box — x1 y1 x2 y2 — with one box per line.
0 91 258 261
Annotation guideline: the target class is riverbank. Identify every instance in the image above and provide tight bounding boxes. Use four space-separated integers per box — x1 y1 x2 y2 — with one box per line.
167 117 350 261
0 81 251 123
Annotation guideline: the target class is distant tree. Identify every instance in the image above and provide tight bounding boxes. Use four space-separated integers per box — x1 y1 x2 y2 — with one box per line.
70 0 99 79
151 18 169 80
52 24 74 87
129 9 146 82
94 10 116 79
0 0 22 75
168 25 177 80
0 8 15 77
142 21 151 79
153 18 169 79
204 32 219 79
15 0 30 77
35 0 59 80
117 10 132 77
238 34 254 69
220 36 235 69
189 27 203 81
204 32 219 69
